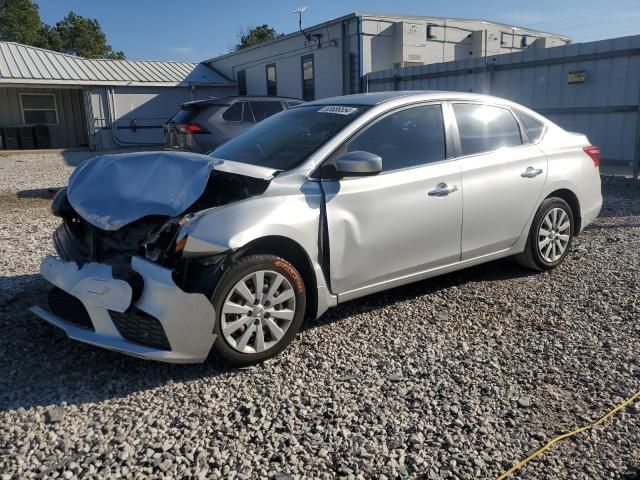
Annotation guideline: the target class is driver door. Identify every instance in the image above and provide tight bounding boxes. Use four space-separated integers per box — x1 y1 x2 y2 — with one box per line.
321 104 463 296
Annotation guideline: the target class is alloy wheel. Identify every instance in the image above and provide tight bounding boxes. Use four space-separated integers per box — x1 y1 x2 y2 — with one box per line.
220 270 296 354
537 207 571 263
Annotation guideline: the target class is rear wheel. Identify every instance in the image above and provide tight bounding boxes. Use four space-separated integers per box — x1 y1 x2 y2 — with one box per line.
516 197 574 271
210 254 306 366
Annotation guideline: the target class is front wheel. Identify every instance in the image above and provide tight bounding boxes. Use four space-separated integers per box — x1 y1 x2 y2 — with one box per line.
210 254 306 367
515 197 575 271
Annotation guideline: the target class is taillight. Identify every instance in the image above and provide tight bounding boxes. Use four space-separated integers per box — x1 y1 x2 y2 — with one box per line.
175 235 188 253
583 145 600 167
176 123 208 134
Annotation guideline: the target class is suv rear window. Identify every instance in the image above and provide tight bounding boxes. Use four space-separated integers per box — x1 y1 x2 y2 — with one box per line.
169 105 202 124
250 101 283 122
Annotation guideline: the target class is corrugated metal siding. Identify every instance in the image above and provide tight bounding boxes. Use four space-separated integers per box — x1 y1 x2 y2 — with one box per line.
366 35 640 173
0 42 232 87
0 86 87 148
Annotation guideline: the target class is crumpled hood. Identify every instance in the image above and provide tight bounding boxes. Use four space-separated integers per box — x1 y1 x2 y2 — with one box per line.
67 151 276 231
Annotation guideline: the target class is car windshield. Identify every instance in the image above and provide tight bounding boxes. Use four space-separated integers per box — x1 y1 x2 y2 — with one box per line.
210 105 369 170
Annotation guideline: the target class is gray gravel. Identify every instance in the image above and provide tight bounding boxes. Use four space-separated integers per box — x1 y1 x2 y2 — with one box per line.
1 152 639 479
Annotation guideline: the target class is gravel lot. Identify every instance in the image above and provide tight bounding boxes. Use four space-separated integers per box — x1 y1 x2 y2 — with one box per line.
0 152 638 479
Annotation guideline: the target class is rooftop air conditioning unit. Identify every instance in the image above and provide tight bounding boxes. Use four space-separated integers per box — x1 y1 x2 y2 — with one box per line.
394 21 427 67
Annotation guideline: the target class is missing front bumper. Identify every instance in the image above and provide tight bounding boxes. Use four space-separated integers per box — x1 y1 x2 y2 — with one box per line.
31 255 217 363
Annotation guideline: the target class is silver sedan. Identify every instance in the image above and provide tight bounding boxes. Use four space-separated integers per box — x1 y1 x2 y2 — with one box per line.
33 91 602 366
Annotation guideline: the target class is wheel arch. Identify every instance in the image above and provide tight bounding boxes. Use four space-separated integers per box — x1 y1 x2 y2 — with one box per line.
545 188 581 234
240 236 318 321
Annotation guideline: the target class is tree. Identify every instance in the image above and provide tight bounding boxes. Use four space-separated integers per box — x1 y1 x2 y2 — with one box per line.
0 1 125 59
41 24 63 52
0 0 49 48
233 24 282 51
54 12 125 59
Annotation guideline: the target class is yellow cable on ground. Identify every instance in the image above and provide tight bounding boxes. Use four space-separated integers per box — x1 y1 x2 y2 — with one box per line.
497 390 640 480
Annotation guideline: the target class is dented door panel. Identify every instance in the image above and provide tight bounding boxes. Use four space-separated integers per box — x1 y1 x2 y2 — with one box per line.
322 161 463 295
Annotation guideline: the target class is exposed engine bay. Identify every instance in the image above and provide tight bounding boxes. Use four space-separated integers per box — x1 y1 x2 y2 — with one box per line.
52 152 271 274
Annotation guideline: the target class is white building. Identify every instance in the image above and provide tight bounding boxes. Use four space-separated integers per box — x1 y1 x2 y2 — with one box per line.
205 12 571 100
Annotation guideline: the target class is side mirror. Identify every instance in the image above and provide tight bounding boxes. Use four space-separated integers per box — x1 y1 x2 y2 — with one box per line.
335 151 382 177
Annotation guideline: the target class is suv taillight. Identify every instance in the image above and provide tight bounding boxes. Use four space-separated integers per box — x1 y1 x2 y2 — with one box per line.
176 123 209 134
583 145 600 167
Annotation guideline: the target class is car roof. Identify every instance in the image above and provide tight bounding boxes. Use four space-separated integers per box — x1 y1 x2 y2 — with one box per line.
303 91 515 107
181 95 302 107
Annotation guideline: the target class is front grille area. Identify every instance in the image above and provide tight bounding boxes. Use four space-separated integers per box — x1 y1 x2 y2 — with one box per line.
111 310 171 350
48 287 94 331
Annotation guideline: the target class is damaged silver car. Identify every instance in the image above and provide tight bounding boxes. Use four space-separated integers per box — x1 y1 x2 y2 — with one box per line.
32 92 602 366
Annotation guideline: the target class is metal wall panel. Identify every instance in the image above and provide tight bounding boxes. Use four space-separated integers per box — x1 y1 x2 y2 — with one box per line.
366 35 640 176
89 85 235 150
0 86 87 148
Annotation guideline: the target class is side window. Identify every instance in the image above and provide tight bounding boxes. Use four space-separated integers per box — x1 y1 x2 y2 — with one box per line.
346 105 446 172
249 101 283 122
452 103 522 156
222 102 243 122
516 110 546 143
243 103 255 123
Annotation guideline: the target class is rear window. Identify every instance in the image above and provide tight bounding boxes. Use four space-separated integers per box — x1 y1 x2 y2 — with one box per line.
250 101 283 122
169 103 227 124
169 106 202 124
516 110 546 142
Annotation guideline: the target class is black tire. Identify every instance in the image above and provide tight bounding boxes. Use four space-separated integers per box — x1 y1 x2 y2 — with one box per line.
515 197 575 271
210 254 306 367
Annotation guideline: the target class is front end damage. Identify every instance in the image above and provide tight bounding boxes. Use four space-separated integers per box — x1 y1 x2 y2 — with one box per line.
31 151 275 363
32 256 217 363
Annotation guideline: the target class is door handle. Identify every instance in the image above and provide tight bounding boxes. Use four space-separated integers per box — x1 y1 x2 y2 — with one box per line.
428 183 458 197
521 166 543 178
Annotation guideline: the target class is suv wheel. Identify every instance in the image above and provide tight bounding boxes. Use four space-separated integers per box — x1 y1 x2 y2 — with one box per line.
210 254 306 366
516 197 575 271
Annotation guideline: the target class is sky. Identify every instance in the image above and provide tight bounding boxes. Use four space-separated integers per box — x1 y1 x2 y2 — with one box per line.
36 0 640 62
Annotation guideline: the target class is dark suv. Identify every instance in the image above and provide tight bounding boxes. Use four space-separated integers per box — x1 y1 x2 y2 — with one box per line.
164 96 302 153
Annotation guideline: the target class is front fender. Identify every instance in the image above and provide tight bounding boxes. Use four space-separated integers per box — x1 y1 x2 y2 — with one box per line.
181 187 323 260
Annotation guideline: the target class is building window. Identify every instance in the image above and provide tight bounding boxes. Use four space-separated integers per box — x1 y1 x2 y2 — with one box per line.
20 93 58 125
237 70 247 96
266 63 277 96
500 32 508 46
426 24 435 39
301 54 314 101
520 36 528 48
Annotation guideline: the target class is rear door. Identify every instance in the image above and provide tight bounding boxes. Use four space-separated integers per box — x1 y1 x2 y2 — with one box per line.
212 101 254 146
451 102 548 260
321 103 463 295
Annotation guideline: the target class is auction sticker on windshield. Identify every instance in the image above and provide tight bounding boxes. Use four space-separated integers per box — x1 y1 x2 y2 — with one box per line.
318 106 359 115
